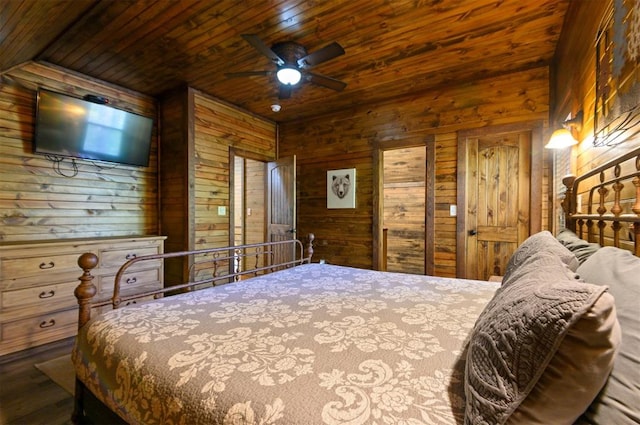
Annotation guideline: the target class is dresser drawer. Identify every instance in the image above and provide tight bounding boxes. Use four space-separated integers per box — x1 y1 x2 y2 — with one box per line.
1 252 84 280
100 246 162 270
99 268 162 298
0 236 165 355
1 279 82 312
1 308 77 342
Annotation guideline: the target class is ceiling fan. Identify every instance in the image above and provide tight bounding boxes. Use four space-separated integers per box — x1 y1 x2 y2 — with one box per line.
225 34 347 99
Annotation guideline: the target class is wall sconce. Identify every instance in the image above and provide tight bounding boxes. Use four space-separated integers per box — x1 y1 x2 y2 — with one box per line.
545 110 583 149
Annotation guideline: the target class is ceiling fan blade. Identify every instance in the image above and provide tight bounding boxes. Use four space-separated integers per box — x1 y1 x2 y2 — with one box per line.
241 34 285 66
305 72 347 91
225 71 272 78
279 84 292 99
297 42 345 68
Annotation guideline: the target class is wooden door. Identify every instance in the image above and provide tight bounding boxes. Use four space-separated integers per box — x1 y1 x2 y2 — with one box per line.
458 131 531 280
267 156 296 264
382 147 426 274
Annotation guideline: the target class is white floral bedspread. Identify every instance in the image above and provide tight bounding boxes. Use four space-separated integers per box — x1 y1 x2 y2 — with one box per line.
72 263 499 425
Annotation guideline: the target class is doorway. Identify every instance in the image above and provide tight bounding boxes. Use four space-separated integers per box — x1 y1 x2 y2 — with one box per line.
373 137 435 274
233 155 266 247
382 146 426 274
231 153 296 271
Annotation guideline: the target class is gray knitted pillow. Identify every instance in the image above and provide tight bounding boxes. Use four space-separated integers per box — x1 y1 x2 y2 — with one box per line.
465 251 619 425
502 231 579 286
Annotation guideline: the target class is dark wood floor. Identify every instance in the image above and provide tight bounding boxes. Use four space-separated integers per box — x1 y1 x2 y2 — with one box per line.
0 338 75 425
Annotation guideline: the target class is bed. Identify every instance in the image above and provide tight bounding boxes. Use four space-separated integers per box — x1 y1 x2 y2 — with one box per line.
71 147 640 425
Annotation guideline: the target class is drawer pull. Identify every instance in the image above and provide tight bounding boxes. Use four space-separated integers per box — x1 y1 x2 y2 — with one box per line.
125 253 137 260
126 277 137 284
39 261 55 269
39 319 56 328
38 290 55 299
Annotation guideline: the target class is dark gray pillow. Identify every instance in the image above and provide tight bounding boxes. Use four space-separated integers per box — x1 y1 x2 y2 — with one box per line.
576 247 640 425
465 251 618 425
503 231 579 286
556 228 601 264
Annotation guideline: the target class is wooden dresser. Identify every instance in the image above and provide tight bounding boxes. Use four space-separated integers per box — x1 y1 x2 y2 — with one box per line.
0 236 166 356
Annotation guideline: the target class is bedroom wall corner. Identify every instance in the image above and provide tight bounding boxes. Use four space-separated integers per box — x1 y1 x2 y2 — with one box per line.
552 0 640 232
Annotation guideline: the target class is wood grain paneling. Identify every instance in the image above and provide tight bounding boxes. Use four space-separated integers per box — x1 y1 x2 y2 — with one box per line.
157 86 275 284
192 91 276 250
159 87 193 284
280 67 549 275
552 0 640 234
0 0 569 123
0 62 158 242
383 147 425 274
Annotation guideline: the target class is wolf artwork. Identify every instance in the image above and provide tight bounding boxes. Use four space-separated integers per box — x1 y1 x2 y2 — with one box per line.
327 168 356 208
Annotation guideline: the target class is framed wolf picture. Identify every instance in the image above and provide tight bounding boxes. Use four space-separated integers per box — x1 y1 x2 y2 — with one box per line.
327 168 356 208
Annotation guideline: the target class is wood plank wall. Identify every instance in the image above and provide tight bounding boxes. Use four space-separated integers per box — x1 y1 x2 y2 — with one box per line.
553 0 640 230
280 67 550 276
0 62 158 242
192 90 276 250
159 87 276 281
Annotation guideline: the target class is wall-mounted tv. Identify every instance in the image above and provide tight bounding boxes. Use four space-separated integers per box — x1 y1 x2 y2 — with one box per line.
33 88 153 167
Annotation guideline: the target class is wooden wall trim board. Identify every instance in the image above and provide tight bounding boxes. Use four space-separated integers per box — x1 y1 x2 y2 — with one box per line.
373 148 382 269
187 87 197 252
425 140 436 276
159 86 193 283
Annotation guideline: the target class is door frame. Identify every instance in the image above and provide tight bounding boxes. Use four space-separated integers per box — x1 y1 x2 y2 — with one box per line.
456 121 544 278
229 148 275 248
373 135 435 273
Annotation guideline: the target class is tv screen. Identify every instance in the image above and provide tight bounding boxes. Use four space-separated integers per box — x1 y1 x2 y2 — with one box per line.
34 89 153 167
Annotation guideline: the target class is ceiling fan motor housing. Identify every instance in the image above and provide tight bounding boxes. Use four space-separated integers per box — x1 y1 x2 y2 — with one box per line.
271 42 308 67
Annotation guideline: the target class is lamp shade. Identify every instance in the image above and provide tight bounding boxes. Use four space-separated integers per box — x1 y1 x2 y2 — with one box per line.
545 128 578 149
276 67 302 85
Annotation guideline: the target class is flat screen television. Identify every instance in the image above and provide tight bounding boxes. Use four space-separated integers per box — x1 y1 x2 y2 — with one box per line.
33 88 153 167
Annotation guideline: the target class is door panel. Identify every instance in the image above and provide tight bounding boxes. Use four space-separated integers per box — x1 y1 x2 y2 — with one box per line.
463 132 531 280
267 156 296 265
382 147 426 274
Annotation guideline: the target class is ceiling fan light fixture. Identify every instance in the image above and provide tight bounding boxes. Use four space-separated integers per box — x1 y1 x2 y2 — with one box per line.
276 67 302 85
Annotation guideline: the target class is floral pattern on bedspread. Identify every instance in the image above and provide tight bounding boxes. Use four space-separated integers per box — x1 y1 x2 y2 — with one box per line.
73 264 499 425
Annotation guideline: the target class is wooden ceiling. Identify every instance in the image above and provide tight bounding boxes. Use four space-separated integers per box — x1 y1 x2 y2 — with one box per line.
1 0 570 122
